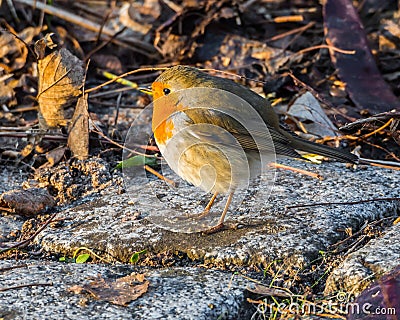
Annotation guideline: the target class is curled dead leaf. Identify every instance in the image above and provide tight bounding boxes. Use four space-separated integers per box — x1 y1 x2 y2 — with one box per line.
0 26 42 71
35 34 85 129
44 146 68 167
0 188 56 216
68 273 149 306
287 92 339 138
68 95 89 160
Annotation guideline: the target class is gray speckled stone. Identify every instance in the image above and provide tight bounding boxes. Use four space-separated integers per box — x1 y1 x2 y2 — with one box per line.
0 167 28 240
0 167 28 194
324 223 400 296
0 260 246 320
0 214 23 242
34 159 399 270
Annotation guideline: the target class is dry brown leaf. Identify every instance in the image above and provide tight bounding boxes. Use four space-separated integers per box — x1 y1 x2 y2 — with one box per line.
68 95 89 160
287 92 339 139
0 78 15 105
20 141 35 158
160 34 188 59
0 26 42 71
323 0 400 113
196 33 299 75
35 34 84 129
45 146 67 167
246 284 292 298
119 3 153 35
68 285 84 294
0 188 56 216
68 273 149 306
0 33 17 59
1 150 19 159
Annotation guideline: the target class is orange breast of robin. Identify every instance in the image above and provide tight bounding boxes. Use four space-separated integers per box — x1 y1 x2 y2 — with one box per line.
154 118 174 146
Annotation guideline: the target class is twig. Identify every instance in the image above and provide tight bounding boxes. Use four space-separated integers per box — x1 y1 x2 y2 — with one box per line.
0 126 33 131
286 197 400 210
89 122 157 158
273 15 304 23
0 132 119 145
363 161 400 170
88 86 138 99
113 92 122 127
0 264 28 273
270 162 323 180
8 105 38 113
13 0 157 56
267 21 315 42
0 212 58 254
144 165 176 187
340 111 400 130
362 118 393 138
0 283 53 292
363 141 400 162
331 217 394 249
294 44 355 56
287 72 355 122
84 27 128 61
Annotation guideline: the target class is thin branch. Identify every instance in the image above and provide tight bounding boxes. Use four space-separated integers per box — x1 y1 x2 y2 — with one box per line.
144 165 176 187
286 197 400 210
0 212 58 254
14 0 157 56
0 283 53 292
340 111 400 130
270 162 323 180
0 264 28 273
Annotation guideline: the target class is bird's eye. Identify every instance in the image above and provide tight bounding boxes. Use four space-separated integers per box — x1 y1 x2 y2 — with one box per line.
163 88 171 95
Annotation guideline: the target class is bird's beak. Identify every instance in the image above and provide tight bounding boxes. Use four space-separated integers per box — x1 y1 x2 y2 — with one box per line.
139 87 153 95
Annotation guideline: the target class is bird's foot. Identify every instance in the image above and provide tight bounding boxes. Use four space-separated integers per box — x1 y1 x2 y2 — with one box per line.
201 222 226 234
201 222 239 235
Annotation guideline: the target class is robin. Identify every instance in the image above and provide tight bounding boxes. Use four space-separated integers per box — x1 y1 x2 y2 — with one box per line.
151 65 358 233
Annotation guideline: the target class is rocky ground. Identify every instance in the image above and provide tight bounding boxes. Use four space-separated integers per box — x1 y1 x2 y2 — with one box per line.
1 158 399 319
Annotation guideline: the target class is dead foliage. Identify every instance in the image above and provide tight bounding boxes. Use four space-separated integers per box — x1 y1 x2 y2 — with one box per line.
68 273 149 306
0 187 55 216
0 0 398 170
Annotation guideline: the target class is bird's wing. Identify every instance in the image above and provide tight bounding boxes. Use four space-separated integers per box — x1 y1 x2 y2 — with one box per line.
181 108 300 158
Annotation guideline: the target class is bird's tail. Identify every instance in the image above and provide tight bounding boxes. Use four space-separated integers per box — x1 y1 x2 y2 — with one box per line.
289 136 400 167
358 158 400 167
288 136 359 164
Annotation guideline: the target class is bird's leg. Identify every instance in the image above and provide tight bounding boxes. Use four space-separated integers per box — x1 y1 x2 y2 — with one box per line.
195 192 218 218
177 192 218 220
203 191 235 234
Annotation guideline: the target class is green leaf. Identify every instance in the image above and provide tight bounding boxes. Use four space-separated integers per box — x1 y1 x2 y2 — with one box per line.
59 256 76 263
115 155 157 170
76 253 90 263
129 249 147 264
